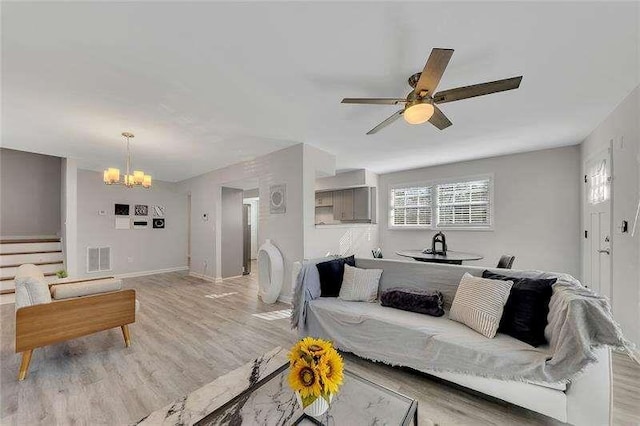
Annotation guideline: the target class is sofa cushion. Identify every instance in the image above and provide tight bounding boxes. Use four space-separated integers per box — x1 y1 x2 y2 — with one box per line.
14 264 52 309
339 264 382 302
317 255 356 297
50 278 123 300
380 287 444 317
306 298 564 391
483 270 556 347
449 273 513 338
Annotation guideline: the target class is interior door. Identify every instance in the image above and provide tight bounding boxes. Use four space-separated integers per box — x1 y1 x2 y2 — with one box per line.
583 145 612 299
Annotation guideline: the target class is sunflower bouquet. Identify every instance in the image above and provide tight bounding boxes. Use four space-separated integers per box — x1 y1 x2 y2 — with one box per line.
287 337 344 410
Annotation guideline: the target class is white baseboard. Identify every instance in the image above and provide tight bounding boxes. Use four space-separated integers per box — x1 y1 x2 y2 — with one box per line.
117 266 189 279
189 271 222 283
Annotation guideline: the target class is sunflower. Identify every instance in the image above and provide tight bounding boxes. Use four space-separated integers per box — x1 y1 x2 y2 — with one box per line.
317 348 344 395
289 337 332 366
288 357 323 399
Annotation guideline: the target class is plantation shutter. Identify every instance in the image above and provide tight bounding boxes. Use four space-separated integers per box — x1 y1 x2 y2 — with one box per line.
437 179 491 227
390 186 432 226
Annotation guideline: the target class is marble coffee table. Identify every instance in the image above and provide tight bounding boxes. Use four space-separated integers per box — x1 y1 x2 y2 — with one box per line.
137 347 418 426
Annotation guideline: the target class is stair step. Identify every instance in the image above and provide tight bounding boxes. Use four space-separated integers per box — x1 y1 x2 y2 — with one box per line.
1 262 64 279
1 260 64 269
1 251 64 266
1 238 61 244
0 272 57 281
1 275 59 294
1 242 62 254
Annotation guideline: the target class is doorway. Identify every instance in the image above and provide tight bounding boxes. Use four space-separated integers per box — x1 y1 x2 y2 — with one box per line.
219 178 259 279
243 192 259 275
583 143 613 300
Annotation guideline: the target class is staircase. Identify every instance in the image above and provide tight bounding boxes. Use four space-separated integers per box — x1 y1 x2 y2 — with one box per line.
0 237 64 294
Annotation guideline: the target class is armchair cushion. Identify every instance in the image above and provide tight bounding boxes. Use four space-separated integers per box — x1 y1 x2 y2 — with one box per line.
15 264 52 309
50 278 123 300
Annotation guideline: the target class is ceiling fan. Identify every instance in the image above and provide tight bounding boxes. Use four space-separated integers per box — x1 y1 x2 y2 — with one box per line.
341 48 523 134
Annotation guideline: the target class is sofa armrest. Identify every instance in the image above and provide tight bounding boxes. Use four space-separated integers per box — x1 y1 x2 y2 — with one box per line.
16 289 135 352
50 278 122 300
566 347 612 425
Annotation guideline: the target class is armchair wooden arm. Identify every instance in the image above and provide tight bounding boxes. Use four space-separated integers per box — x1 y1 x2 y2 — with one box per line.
15 289 135 380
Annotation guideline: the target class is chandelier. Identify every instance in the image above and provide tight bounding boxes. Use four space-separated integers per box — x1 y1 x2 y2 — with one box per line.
103 132 151 188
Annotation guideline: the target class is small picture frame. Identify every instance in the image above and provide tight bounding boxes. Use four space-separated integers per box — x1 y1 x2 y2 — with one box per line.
115 204 129 216
133 220 148 229
152 205 165 217
134 204 148 216
269 184 286 214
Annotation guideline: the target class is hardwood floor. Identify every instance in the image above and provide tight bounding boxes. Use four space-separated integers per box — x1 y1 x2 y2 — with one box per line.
0 271 638 425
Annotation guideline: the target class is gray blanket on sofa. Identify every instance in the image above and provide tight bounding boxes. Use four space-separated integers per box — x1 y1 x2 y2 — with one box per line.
291 262 638 385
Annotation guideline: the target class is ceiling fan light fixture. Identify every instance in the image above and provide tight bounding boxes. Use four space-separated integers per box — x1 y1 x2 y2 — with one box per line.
403 102 434 125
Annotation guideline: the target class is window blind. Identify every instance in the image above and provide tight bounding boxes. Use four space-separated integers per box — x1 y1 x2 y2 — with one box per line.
437 179 491 227
390 186 432 226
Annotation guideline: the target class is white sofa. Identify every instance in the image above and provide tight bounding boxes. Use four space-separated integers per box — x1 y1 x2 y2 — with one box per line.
297 258 611 425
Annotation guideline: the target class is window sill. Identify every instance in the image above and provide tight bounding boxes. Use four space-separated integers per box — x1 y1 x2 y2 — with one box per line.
388 226 494 232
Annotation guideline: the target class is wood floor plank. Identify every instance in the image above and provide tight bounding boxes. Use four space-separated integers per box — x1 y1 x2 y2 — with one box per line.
1 270 638 425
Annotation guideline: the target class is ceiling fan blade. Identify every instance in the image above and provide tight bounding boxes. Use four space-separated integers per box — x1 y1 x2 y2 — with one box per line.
366 110 403 135
341 98 406 105
415 48 454 96
429 105 452 130
433 76 523 104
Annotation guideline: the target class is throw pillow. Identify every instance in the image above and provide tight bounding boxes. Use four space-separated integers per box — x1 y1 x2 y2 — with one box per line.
380 287 444 317
449 273 513 338
482 270 556 347
317 255 356 297
339 264 383 302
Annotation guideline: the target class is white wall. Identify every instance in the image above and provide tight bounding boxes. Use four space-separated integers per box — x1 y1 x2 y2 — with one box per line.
0 148 61 236
179 144 305 299
378 146 582 276
581 86 639 345
243 197 259 259
61 158 78 276
221 187 243 278
75 169 188 278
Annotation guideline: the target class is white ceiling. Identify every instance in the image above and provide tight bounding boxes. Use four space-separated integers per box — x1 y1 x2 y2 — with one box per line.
2 2 638 182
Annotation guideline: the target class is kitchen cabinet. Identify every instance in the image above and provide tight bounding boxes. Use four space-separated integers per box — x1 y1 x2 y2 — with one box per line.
315 187 376 224
315 191 333 207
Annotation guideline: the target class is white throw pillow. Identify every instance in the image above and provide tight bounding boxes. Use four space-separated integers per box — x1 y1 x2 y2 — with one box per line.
339 264 383 302
449 273 513 338
15 276 52 309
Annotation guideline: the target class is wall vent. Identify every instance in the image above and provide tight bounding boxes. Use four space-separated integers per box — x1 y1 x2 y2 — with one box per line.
87 247 111 273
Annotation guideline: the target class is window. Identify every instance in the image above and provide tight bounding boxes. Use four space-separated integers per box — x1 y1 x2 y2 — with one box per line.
389 177 492 229
437 179 491 227
587 159 610 205
390 186 432 227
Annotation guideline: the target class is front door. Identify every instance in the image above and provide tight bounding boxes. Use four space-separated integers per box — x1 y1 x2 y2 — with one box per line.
583 144 612 300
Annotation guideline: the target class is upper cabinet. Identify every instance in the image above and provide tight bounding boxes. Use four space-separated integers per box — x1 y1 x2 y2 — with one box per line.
316 187 376 225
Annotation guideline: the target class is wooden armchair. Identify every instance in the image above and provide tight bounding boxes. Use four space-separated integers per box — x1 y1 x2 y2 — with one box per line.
14 265 136 380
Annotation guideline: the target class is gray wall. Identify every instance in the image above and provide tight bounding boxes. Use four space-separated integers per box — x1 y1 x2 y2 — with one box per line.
0 148 61 236
581 86 639 345
179 144 305 299
76 169 188 278
221 187 244 278
378 146 582 277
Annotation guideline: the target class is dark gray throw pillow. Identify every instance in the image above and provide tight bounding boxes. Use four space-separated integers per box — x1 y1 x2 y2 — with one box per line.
317 255 356 297
482 270 556 347
380 287 445 317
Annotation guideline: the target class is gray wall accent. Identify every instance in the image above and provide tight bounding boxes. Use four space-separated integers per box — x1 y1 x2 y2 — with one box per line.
243 188 259 198
581 86 639 345
179 144 305 298
378 146 581 277
221 187 244 278
0 148 61 236
76 169 188 278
